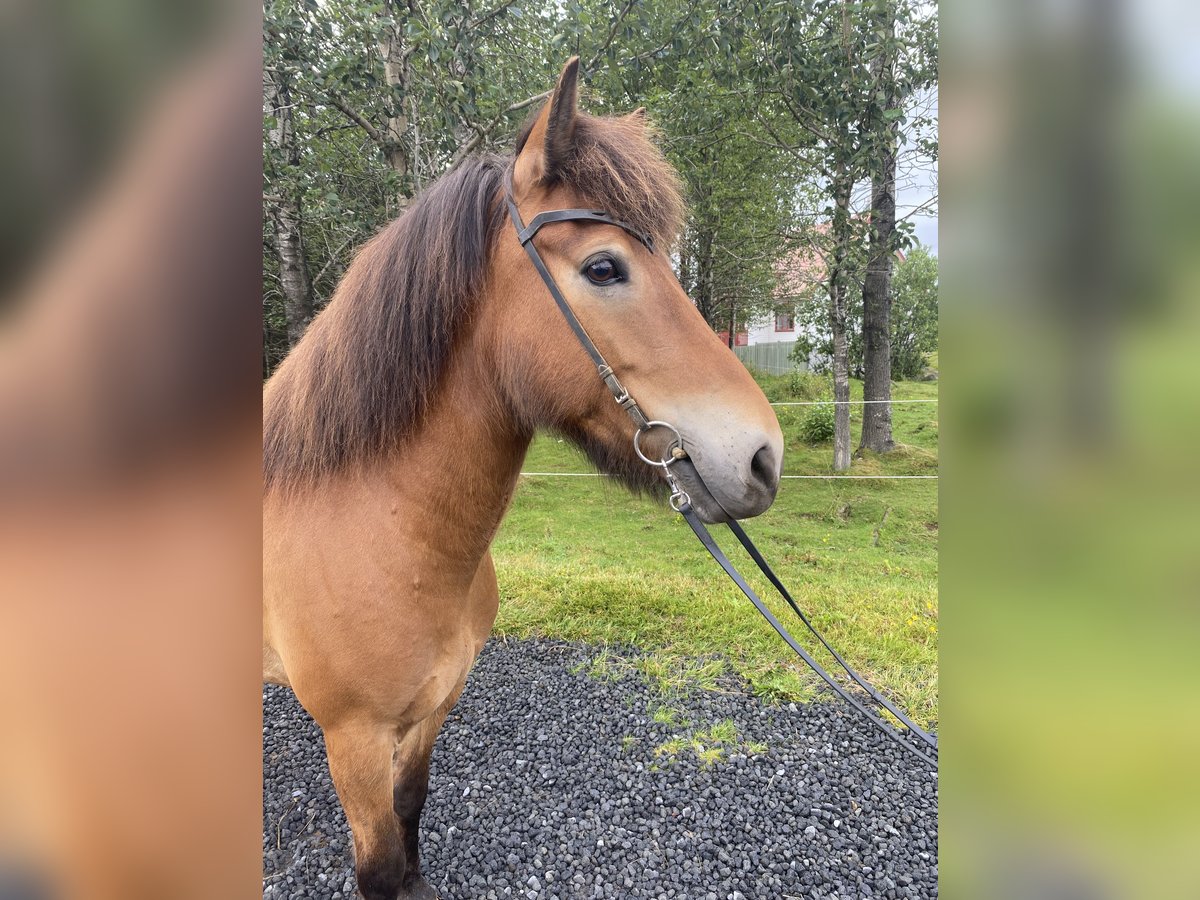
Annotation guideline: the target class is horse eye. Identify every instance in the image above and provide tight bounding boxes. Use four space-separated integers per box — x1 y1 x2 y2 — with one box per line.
584 256 620 285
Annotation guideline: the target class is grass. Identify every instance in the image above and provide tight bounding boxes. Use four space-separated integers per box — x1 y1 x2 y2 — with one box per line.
650 702 686 729
653 719 766 767
492 372 938 728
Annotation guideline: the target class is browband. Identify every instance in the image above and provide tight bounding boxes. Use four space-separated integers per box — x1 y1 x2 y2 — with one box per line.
502 168 655 253
516 208 655 254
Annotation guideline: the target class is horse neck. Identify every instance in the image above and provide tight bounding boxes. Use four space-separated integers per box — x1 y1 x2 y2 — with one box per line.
372 331 532 571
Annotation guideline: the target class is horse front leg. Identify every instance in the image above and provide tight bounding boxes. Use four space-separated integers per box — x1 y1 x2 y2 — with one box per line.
387 552 497 898
323 721 411 900
391 672 470 900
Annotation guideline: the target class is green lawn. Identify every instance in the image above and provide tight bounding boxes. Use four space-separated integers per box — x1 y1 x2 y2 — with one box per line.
491 372 939 728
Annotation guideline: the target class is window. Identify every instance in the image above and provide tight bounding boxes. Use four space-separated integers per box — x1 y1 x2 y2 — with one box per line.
775 310 795 332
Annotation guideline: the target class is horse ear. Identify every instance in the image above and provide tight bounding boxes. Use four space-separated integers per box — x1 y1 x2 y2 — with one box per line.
513 57 580 190
543 57 580 177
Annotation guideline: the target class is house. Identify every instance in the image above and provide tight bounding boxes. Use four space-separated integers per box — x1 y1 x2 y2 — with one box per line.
733 232 905 374
727 239 826 373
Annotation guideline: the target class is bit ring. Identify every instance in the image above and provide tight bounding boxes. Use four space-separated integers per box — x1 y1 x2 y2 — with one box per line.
633 421 684 468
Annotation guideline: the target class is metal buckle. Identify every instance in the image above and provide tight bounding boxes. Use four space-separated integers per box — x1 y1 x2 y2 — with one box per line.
633 420 691 510
665 469 690 511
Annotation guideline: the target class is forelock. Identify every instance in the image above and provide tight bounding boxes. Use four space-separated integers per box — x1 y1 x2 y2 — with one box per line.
517 109 685 250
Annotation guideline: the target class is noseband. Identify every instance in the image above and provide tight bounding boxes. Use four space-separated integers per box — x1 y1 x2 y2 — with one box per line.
502 167 938 765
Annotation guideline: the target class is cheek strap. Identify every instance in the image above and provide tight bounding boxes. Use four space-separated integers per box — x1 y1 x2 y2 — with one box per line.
503 169 653 431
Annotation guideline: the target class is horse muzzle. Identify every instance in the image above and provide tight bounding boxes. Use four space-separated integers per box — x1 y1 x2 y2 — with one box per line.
669 425 782 524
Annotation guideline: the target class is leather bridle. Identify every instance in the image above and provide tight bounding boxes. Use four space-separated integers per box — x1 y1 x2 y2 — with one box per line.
503 169 938 766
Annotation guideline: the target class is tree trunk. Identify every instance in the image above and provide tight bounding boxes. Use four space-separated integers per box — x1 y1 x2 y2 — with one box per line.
272 202 315 348
859 174 896 452
378 8 411 208
678 237 694 298
829 164 853 471
830 288 852 471
696 223 716 328
727 301 736 349
264 67 315 348
859 5 897 453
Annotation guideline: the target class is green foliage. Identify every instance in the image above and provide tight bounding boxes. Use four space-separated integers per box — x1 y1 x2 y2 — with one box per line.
747 370 831 403
891 245 939 379
650 703 685 729
654 719 755 767
786 244 938 381
653 61 809 332
798 402 836 444
262 0 939 394
787 370 829 402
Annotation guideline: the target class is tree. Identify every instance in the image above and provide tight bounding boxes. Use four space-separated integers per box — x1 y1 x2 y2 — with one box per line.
583 2 807 341
890 245 938 380
859 0 938 452
787 243 937 382
264 5 316 350
741 0 877 469
828 162 856 470
859 1 900 453
669 101 802 341
745 0 936 468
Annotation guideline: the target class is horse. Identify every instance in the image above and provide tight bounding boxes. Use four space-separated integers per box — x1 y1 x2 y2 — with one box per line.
263 58 784 899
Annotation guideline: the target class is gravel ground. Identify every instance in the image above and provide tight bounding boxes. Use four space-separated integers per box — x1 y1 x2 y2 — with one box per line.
264 638 937 899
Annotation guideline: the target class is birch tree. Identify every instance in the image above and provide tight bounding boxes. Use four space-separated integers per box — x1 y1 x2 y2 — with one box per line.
264 7 316 349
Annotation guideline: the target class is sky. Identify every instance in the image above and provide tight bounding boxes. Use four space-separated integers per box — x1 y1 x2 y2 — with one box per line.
903 162 939 253
897 85 939 254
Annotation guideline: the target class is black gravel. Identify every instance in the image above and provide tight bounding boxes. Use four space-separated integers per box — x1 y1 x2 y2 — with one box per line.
264 638 937 899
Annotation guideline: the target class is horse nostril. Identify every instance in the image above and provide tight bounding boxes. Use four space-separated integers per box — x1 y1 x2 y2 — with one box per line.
749 444 778 491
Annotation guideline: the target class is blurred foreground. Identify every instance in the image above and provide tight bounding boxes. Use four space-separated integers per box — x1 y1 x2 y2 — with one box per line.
943 0 1200 897
0 3 262 898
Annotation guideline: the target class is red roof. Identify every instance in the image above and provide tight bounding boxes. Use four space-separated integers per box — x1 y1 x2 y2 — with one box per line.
774 223 906 303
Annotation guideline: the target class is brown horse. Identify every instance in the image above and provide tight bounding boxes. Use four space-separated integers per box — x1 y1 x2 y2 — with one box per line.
263 59 783 899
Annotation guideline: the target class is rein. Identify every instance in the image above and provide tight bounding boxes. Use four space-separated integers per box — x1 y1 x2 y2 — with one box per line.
504 171 937 767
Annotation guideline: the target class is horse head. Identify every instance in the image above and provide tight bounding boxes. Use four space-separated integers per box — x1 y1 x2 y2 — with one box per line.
486 58 784 523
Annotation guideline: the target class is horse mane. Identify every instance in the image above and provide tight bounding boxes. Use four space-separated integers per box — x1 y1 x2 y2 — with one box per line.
264 112 685 493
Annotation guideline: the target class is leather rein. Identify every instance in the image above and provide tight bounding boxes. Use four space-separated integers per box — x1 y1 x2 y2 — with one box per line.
503 170 938 767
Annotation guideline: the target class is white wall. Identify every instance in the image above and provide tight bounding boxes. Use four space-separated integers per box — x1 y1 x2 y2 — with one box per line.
745 314 828 371
746 314 799 345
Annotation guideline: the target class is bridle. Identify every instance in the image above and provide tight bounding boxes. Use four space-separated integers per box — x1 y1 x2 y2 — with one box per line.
502 169 694 513
503 168 938 767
